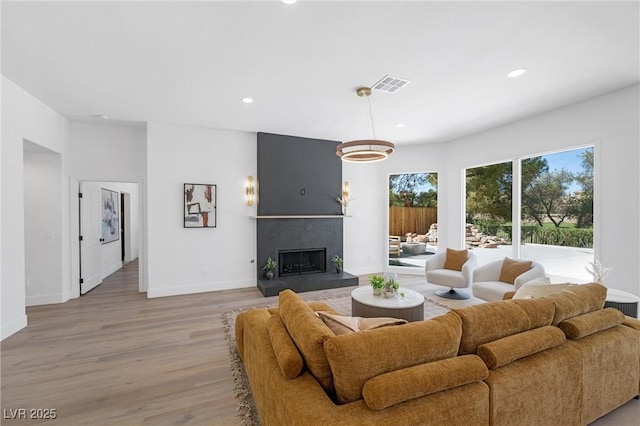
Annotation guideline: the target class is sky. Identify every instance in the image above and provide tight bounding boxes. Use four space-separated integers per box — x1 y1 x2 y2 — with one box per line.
392 146 592 195
539 147 591 174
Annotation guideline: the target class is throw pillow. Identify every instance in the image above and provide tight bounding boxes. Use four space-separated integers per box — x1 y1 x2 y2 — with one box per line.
267 314 304 379
278 289 336 394
513 281 574 299
316 311 407 335
498 257 533 284
443 248 468 271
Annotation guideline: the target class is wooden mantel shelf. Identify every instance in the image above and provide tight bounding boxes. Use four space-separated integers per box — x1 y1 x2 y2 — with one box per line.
251 215 352 219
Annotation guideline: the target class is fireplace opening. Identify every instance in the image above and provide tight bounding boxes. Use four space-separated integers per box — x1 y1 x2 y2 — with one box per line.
279 248 327 277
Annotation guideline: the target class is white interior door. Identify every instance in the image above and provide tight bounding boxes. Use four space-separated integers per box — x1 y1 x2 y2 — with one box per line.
80 182 102 294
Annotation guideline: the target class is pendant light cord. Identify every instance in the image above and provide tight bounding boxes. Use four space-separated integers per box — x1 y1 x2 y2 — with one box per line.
367 95 376 148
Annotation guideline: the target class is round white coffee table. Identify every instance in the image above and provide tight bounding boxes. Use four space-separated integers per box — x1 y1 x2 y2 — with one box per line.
351 286 425 322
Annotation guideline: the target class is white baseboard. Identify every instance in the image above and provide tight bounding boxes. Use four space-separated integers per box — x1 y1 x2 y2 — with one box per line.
26 293 66 306
102 262 123 279
147 279 255 298
2 315 27 340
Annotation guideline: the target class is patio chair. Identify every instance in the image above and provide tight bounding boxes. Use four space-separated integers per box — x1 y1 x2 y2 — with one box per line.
389 236 401 257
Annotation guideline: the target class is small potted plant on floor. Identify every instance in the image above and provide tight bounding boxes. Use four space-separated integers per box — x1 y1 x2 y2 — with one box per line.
263 257 277 280
369 275 385 296
331 255 344 273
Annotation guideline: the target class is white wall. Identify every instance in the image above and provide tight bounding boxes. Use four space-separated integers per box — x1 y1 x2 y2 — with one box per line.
146 122 257 297
354 84 639 295
24 149 64 306
342 161 386 275
342 142 447 276
1 76 70 339
68 122 146 181
68 122 146 293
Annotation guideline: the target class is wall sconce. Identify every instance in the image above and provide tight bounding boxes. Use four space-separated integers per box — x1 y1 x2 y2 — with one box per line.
342 181 350 200
246 176 255 206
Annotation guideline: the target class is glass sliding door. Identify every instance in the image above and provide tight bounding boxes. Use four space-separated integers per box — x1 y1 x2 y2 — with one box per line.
520 147 594 280
388 172 438 269
465 161 513 265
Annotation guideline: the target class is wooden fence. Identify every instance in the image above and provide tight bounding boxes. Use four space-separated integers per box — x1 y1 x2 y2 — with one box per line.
389 206 438 237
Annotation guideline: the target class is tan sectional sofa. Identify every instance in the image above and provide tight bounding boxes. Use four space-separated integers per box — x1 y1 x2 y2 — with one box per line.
235 284 640 425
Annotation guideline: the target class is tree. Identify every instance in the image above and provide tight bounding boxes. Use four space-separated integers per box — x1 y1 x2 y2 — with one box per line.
571 148 594 228
389 173 437 207
465 162 513 222
522 169 574 228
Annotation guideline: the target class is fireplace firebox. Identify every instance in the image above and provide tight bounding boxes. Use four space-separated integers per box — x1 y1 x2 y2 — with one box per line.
279 248 326 277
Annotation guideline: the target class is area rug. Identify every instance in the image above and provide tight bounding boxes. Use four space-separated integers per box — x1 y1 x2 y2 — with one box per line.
222 294 451 425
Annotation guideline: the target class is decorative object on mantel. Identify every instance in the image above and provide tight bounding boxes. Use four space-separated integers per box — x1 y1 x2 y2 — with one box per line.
263 257 277 280
331 255 343 273
245 176 254 206
369 274 385 296
184 183 216 228
336 86 395 163
585 260 612 284
336 181 350 215
336 195 349 215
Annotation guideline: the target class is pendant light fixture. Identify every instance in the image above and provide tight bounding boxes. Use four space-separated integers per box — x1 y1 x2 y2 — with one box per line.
336 87 395 163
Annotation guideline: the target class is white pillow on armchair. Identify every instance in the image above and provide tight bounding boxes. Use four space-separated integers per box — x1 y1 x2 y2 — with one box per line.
513 277 575 299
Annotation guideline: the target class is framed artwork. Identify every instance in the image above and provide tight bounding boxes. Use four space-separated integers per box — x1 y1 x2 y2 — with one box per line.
184 183 217 228
101 188 120 244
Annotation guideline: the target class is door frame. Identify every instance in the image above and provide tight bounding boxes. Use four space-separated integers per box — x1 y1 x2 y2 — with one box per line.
70 179 145 298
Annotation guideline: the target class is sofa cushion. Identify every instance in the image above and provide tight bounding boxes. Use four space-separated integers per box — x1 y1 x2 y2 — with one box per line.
477 326 566 369
278 289 335 394
324 312 462 404
316 311 407 335
498 258 532 284
267 314 304 379
454 298 555 355
443 248 468 271
546 283 607 326
362 355 488 410
558 307 625 340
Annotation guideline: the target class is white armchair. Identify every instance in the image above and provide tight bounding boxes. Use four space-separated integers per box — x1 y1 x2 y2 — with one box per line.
425 250 478 300
472 259 546 301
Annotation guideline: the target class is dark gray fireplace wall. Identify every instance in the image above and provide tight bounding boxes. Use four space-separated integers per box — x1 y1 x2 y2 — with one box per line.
257 218 343 280
257 132 342 216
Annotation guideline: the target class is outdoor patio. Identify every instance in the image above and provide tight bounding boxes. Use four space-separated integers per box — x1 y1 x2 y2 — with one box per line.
390 243 594 282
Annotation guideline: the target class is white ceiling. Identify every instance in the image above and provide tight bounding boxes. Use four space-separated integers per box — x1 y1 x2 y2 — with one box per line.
2 1 638 145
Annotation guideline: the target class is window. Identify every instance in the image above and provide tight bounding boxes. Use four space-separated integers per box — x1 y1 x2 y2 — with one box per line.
464 147 594 280
388 173 438 268
520 147 594 278
465 161 513 265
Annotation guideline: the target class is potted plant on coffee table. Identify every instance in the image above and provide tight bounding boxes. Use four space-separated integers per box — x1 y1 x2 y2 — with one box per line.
383 278 405 298
263 257 277 280
369 275 385 296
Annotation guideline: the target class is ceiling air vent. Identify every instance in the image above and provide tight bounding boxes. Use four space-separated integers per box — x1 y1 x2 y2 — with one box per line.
372 75 411 93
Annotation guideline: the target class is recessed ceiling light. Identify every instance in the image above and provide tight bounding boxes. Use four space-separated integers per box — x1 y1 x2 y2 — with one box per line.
94 114 109 120
395 123 405 128
507 69 526 78
281 0 297 4
242 97 254 104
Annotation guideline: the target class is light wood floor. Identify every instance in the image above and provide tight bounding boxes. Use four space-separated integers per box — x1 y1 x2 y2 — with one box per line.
1 261 638 425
